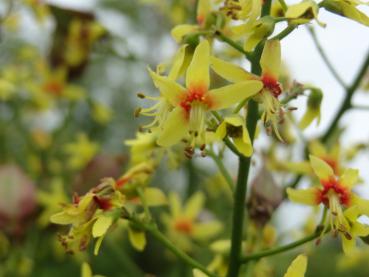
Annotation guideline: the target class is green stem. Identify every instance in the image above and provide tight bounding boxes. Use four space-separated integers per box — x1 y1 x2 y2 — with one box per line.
215 31 253 61
321 48 369 143
130 218 216 277
307 26 347 88
241 231 320 263
136 187 151 220
208 150 234 191
351 104 369 111
227 47 264 277
271 25 296 41
278 0 288 11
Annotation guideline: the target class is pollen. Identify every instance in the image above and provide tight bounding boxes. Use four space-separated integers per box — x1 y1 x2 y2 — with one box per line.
179 86 210 114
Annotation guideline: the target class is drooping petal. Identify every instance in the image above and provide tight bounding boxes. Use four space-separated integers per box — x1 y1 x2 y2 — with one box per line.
157 107 189 147
92 216 113 238
171 24 198 43
260 39 281 79
283 255 308 277
186 40 210 89
287 187 319 206
184 192 205 219
210 56 256 83
197 0 210 25
209 80 263 110
148 68 186 106
128 227 146 251
309 155 334 181
168 44 187 80
81 263 93 277
192 221 223 240
340 168 359 189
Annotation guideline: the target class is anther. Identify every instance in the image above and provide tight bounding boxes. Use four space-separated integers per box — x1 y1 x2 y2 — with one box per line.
137 93 146 99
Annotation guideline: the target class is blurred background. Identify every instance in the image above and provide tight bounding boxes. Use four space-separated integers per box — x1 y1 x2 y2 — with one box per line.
0 0 369 276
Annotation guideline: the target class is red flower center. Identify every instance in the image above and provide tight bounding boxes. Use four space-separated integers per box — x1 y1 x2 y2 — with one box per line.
174 218 193 234
261 74 282 98
180 86 211 115
317 178 350 206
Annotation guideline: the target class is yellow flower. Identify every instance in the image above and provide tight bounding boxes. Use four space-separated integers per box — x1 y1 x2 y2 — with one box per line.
161 192 222 252
64 134 99 170
320 0 369 26
211 39 285 140
283 255 308 277
285 0 326 27
149 40 262 147
216 115 252 156
287 155 369 254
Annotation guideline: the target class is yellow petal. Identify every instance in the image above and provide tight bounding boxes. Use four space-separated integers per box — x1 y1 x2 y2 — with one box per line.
341 235 355 255
184 192 205 219
285 0 319 21
261 39 281 79
341 1 369 26
284 255 308 277
234 136 253 157
171 24 198 42
92 216 113 238
94 235 105 255
128 227 146 251
186 40 210 89
50 212 75 225
197 0 210 24
309 155 334 181
287 188 318 205
210 56 255 83
169 192 182 218
168 44 187 80
215 120 227 140
209 80 263 110
192 221 222 240
81 262 93 277
148 68 185 106
144 187 167 206
193 269 208 277
340 168 359 189
351 221 369 237
308 140 327 157
157 107 189 147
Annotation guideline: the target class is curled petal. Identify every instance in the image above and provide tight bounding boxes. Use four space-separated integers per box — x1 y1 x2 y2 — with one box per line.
168 44 188 80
